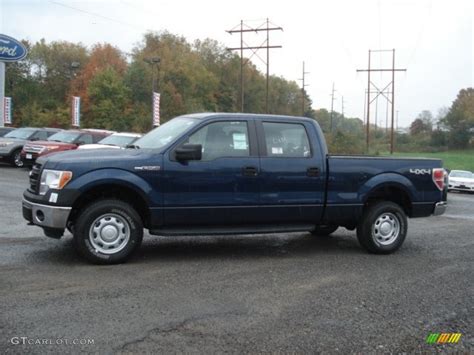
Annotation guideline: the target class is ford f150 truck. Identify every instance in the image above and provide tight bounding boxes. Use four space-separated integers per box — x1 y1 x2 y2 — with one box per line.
22 113 448 264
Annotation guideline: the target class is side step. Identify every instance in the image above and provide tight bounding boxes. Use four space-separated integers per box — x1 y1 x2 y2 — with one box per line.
149 224 316 236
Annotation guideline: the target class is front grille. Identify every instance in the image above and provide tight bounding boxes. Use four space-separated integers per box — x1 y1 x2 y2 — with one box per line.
29 163 42 194
24 145 43 153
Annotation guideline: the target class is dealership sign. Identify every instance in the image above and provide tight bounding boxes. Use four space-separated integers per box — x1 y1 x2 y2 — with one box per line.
3 97 12 124
71 96 80 127
153 92 160 126
0 34 28 62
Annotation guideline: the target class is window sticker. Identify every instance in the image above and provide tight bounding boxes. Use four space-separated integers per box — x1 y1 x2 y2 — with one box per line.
271 147 283 155
233 133 248 150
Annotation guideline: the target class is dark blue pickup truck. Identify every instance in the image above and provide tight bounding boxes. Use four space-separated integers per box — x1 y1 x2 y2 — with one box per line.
23 113 448 264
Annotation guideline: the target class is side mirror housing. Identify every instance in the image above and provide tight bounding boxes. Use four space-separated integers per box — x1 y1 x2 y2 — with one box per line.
175 144 202 161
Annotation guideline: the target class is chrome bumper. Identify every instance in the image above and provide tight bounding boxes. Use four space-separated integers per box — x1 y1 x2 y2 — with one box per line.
22 198 71 229
433 201 447 216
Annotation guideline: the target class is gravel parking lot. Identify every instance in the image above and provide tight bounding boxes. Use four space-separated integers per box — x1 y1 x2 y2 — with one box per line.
0 164 472 353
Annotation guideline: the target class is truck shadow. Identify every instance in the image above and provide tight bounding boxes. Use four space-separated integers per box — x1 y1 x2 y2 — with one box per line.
31 232 363 265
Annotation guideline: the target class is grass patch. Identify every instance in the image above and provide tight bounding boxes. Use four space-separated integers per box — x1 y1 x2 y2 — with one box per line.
381 150 474 171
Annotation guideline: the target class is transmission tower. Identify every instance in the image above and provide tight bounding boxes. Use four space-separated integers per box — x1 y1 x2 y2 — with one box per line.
357 49 406 153
226 19 283 113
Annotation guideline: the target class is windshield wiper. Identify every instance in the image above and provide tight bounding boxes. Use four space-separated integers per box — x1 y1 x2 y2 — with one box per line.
126 144 140 149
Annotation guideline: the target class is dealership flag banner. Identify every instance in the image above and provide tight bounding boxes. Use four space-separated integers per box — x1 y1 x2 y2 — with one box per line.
153 92 160 127
71 96 80 127
3 97 12 125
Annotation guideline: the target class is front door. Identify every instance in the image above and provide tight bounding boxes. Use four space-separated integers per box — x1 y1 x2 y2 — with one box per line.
162 119 260 226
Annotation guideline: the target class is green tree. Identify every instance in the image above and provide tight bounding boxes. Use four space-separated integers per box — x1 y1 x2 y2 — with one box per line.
442 88 474 148
88 67 130 130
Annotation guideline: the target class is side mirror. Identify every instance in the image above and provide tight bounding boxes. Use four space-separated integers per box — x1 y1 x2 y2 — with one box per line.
175 144 202 161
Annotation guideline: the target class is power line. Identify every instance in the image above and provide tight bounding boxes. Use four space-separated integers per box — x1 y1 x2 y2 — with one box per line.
50 0 148 32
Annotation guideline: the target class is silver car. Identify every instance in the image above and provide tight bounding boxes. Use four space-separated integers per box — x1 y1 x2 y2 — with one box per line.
0 127 61 167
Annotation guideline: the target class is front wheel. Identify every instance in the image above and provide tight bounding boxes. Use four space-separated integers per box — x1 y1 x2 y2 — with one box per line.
73 199 143 264
357 201 407 254
10 149 24 168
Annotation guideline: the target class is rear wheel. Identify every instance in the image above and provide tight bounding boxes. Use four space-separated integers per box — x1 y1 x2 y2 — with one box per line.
10 149 24 168
73 199 143 264
311 225 338 236
357 201 407 254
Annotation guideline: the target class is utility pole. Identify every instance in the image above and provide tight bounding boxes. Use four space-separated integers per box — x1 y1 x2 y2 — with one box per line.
299 61 309 116
226 19 283 113
330 82 336 132
357 49 406 154
341 96 345 118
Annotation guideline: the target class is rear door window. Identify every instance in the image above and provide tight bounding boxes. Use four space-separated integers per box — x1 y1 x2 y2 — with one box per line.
262 122 311 157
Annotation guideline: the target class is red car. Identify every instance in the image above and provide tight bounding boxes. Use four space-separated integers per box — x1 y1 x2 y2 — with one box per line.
21 129 114 165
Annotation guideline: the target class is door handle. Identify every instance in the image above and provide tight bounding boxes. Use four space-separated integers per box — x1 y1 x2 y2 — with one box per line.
242 166 258 177
307 167 320 177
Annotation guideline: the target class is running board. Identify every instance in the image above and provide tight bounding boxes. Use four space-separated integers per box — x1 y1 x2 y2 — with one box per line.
149 224 316 236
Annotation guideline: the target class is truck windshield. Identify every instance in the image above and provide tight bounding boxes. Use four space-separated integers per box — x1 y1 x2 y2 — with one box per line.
132 117 198 149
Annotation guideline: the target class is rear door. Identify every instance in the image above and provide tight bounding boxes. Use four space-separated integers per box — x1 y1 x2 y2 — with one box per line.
256 119 325 223
162 119 261 226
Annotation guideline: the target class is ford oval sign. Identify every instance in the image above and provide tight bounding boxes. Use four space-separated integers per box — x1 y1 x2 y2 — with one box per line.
0 34 28 62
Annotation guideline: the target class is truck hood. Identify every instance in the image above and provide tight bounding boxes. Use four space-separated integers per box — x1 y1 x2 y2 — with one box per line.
37 148 158 173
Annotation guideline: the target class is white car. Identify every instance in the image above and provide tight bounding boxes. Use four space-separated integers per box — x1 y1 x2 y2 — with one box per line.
448 170 474 193
78 132 142 150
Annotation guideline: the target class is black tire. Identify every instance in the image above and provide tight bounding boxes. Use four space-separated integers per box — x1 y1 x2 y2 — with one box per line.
10 148 24 168
73 199 143 264
357 201 407 254
311 225 338 236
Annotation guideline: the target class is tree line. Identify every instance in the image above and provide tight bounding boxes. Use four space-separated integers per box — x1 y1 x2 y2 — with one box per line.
4 31 472 153
5 32 312 133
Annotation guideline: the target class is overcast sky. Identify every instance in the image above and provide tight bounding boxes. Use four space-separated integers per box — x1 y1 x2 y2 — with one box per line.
1 0 472 126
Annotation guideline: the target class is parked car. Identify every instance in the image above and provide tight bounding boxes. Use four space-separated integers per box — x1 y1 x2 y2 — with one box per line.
448 170 474 193
22 113 447 264
21 129 113 165
78 132 142 150
0 127 15 137
0 127 61 167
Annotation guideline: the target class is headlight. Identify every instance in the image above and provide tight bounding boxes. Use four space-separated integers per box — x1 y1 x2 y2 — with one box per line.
0 142 14 147
39 169 73 195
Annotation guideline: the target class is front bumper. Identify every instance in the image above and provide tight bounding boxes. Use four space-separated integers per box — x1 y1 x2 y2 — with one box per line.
22 198 72 230
433 201 448 216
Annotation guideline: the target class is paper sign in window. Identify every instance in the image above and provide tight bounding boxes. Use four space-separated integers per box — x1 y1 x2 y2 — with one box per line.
271 147 283 155
233 133 248 150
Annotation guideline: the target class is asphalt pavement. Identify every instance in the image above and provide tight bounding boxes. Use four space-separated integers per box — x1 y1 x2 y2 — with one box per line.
0 164 472 353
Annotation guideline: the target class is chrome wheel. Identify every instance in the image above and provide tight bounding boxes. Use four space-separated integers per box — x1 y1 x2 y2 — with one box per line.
372 212 400 245
13 151 24 167
89 213 130 254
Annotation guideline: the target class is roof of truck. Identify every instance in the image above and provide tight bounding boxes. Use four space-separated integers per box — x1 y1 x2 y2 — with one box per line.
183 112 314 122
